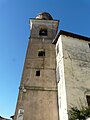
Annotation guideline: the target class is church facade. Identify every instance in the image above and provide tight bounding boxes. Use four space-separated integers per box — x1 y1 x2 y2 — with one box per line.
53 30 90 120
14 12 90 120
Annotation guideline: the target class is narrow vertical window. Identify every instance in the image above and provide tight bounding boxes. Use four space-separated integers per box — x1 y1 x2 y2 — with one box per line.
57 44 59 54
36 70 40 76
86 95 90 106
56 66 60 83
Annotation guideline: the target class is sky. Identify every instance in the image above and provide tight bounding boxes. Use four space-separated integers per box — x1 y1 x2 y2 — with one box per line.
0 0 90 119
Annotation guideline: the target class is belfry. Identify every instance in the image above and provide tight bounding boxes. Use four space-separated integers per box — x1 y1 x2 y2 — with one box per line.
14 12 59 120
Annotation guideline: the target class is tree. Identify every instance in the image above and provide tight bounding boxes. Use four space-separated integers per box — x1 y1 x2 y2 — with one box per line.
68 105 90 120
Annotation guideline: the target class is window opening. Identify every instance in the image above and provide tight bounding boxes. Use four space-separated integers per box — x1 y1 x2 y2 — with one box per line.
39 28 47 36
36 70 40 76
88 43 90 48
86 95 90 106
38 49 45 56
57 44 59 54
56 66 60 83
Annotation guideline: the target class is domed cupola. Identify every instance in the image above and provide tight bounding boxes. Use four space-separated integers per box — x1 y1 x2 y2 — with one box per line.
36 12 53 20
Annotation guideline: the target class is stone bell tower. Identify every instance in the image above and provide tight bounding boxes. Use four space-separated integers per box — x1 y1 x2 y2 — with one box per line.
14 12 59 120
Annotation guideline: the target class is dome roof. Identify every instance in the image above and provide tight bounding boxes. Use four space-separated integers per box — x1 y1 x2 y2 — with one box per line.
36 12 53 20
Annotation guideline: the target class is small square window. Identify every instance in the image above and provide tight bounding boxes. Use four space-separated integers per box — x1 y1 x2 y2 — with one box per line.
36 70 40 76
38 49 45 56
86 95 90 106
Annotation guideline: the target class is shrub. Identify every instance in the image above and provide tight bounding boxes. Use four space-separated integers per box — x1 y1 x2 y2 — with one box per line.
68 105 90 120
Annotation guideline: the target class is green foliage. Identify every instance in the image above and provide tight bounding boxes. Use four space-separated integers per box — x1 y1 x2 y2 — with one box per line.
68 105 90 120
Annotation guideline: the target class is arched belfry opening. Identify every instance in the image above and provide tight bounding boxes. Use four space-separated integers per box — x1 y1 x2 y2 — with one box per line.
39 28 47 36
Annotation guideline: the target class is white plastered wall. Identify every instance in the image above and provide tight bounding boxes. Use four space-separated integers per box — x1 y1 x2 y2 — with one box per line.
62 35 90 108
56 35 68 120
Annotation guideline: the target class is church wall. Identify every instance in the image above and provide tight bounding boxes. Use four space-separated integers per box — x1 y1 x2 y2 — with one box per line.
56 34 90 120
21 90 58 120
62 35 90 112
21 38 57 88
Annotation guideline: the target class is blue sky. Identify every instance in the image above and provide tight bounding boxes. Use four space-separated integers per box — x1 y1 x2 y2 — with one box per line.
0 0 90 119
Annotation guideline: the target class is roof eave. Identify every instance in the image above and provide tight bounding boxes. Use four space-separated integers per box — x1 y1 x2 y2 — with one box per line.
52 30 90 44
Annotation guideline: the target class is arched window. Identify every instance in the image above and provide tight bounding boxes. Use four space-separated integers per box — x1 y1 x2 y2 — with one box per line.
39 28 47 36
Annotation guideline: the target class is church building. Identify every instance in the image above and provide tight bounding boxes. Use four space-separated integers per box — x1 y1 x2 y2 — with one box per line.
53 30 90 120
14 12 90 120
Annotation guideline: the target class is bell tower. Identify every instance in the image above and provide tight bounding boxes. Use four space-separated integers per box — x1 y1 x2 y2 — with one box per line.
14 12 59 120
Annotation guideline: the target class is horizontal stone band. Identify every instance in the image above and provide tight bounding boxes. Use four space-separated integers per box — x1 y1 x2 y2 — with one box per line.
24 85 57 91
